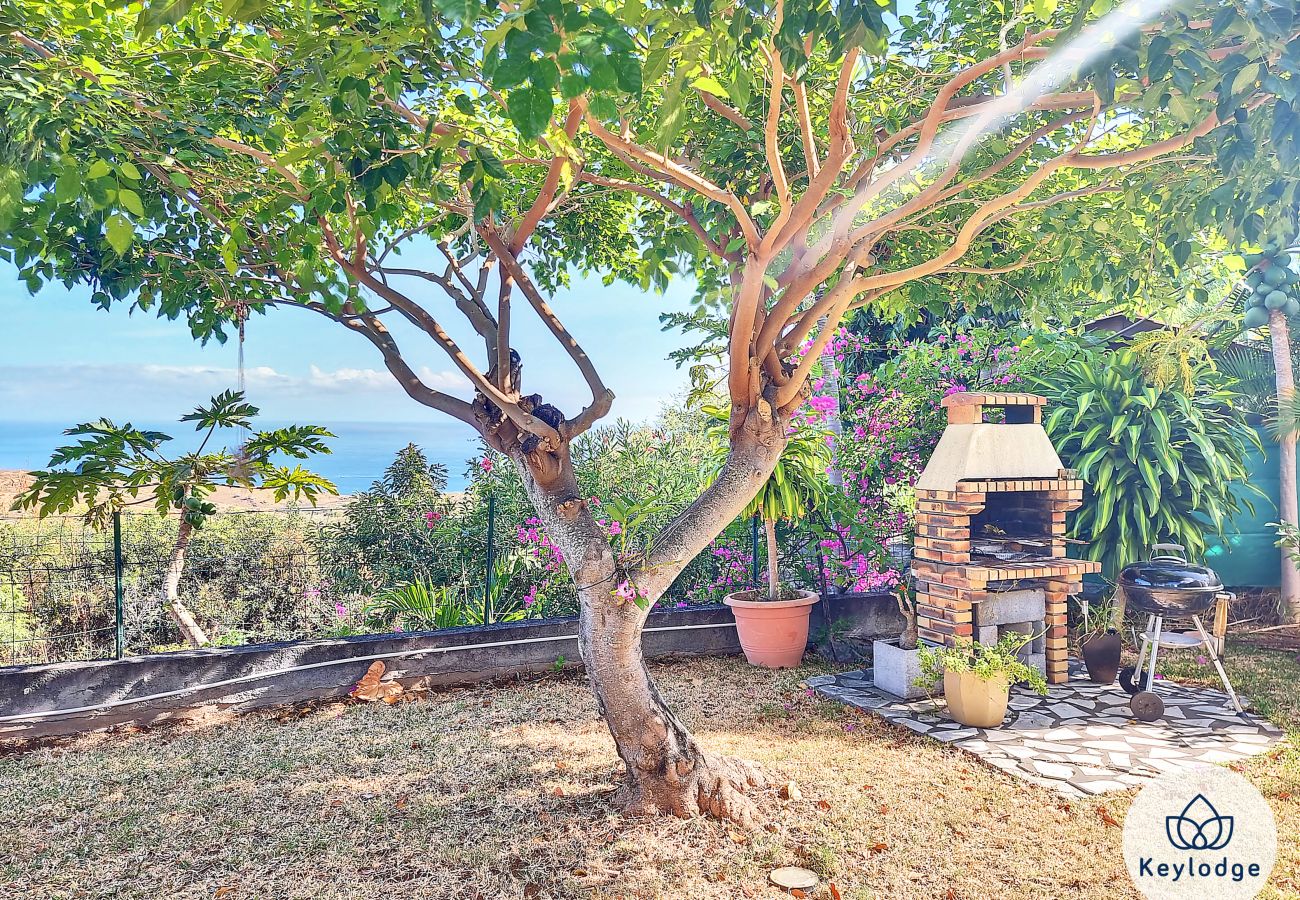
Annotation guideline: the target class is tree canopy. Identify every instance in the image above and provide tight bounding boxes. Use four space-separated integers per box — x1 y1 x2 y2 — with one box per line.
1 0 1295 824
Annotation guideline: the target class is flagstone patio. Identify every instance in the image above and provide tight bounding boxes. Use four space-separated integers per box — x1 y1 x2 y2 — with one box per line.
808 662 1286 798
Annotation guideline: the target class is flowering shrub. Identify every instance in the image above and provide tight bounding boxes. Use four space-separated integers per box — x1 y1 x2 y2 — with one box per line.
797 325 1034 592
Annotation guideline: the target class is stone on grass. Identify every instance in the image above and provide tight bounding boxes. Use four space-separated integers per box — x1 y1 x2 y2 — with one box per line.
769 866 818 892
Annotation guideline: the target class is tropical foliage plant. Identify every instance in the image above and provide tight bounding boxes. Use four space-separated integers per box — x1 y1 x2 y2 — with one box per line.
1037 349 1260 580
12 391 335 646
364 577 526 632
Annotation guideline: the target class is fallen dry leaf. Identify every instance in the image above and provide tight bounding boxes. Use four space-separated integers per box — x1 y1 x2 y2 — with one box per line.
214 887 237 899
351 661 403 703
1098 807 1121 828
828 883 842 900
551 786 565 797
868 841 888 854
879 804 891 815
780 781 801 800
815 799 831 811
791 890 807 899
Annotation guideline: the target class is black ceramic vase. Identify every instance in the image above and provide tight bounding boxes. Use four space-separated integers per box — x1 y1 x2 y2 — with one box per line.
1080 629 1123 684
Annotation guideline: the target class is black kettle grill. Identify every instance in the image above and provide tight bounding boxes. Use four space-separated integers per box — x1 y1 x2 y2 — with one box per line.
1118 548 1224 616
1116 544 1242 722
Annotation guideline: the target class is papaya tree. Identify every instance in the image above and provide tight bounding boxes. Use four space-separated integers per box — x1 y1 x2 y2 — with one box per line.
1239 227 1300 621
0 0 1292 824
13 391 336 647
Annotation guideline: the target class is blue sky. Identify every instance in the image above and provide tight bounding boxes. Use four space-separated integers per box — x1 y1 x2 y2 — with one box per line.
0 238 698 437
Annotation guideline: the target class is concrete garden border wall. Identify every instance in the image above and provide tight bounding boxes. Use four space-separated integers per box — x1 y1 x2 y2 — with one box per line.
0 593 899 741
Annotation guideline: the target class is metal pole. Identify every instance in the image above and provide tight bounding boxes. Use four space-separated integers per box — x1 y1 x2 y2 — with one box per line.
112 511 124 660
750 514 760 587
814 522 829 597
484 493 495 624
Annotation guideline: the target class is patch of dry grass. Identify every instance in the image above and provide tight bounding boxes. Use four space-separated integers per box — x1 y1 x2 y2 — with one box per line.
1 654 1297 899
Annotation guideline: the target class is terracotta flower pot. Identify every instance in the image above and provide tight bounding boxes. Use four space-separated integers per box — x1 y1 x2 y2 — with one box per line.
943 668 1010 728
1080 630 1123 684
724 589 820 668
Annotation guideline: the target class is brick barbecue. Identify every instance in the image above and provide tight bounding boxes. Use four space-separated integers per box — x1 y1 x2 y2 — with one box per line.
910 392 1102 685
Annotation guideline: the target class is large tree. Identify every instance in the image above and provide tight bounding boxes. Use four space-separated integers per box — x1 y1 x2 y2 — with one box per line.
1 0 1292 823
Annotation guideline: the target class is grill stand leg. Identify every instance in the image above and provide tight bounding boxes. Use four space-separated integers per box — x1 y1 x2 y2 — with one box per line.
1133 614 1155 687
1192 615 1244 714
1144 616 1163 693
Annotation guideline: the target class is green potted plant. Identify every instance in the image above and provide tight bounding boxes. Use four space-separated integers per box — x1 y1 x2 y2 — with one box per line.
705 407 832 668
1076 595 1122 684
916 634 1047 728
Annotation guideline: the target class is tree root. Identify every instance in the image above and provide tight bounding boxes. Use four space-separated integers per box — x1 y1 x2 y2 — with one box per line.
618 753 767 828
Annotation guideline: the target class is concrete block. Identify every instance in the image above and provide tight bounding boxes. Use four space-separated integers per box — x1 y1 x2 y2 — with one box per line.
872 640 928 700
973 589 1045 627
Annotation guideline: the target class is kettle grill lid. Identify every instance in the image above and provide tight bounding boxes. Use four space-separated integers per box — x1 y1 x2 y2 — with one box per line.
1119 558 1223 591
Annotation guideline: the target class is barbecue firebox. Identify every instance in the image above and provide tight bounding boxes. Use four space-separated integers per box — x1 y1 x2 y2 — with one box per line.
910 392 1102 685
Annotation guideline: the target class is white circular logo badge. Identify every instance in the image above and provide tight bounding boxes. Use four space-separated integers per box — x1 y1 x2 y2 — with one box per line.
1123 768 1277 899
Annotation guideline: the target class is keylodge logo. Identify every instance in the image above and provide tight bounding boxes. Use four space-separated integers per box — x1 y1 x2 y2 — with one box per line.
1165 794 1234 851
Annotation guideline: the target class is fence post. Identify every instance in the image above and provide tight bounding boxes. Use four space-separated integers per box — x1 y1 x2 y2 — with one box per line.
750 514 760 587
112 511 125 660
484 493 496 624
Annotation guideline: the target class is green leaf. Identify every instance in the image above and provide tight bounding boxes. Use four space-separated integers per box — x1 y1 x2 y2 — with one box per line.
434 0 476 23
137 0 196 31
118 188 145 217
691 76 730 99
506 84 554 140
104 214 134 255
54 167 81 203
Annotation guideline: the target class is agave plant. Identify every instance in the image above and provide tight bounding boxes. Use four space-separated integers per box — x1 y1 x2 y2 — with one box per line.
704 406 834 601
1036 349 1262 581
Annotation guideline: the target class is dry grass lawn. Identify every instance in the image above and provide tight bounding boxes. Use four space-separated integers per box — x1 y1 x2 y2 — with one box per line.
2 649 1298 900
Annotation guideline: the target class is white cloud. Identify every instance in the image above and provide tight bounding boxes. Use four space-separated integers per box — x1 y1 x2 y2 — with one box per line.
0 362 473 423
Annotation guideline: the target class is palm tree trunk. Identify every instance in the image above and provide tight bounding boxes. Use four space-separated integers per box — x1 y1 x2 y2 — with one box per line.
764 516 780 602
1270 309 1300 623
164 519 209 647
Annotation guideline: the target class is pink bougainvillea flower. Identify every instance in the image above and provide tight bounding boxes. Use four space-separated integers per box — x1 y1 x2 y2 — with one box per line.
479 456 494 474
334 602 348 620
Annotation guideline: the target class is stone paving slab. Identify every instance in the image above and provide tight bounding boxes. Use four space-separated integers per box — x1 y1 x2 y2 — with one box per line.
808 662 1287 798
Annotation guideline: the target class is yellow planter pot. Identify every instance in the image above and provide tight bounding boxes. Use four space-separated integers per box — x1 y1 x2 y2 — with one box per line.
943 669 1010 728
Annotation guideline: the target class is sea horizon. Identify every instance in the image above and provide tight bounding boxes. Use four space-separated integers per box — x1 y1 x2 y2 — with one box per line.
0 419 483 494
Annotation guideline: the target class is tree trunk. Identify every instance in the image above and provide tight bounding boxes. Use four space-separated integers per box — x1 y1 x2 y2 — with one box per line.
764 516 780 601
510 412 785 826
164 519 209 647
1270 309 1300 623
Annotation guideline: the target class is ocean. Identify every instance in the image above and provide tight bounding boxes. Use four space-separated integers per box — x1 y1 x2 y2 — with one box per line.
0 420 483 494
